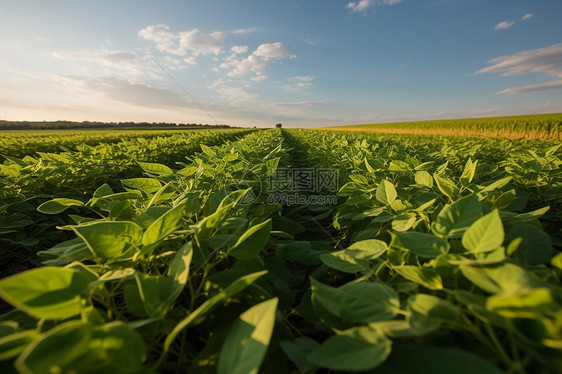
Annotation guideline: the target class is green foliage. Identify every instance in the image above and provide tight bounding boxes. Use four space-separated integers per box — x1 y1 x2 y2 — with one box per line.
0 127 560 373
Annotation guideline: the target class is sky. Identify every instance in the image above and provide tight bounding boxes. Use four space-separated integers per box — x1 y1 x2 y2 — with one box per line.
1 0 561 128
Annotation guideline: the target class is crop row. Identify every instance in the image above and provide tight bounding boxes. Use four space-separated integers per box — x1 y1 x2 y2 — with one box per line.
0 129 253 272
0 128 560 373
0 129 220 159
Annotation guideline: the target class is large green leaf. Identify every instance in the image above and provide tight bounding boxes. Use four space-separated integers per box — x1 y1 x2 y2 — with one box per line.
486 288 555 318
434 173 459 201
137 161 173 175
347 239 388 259
142 203 186 246
37 198 84 214
0 267 91 319
218 298 278 374
307 326 391 371
407 294 459 322
72 221 143 258
37 238 91 264
16 321 145 374
462 210 504 253
415 170 433 187
310 278 399 324
395 232 449 258
320 250 365 274
121 178 163 194
432 194 482 238
194 204 234 240
394 266 443 290
227 219 272 260
460 158 478 187
339 281 400 323
376 180 397 205
460 263 549 295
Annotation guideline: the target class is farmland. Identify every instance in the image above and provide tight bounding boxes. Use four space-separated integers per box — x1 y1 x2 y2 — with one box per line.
0 124 561 373
320 113 562 140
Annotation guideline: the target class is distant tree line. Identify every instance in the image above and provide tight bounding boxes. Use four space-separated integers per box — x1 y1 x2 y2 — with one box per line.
0 120 235 130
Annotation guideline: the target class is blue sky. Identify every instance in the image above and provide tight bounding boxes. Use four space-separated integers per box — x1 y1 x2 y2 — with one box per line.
1 0 561 127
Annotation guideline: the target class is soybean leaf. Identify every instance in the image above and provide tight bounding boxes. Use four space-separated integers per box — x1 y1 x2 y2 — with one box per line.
37 198 84 214
459 263 549 295
394 266 443 290
137 161 173 175
415 171 433 187
72 221 143 259
407 294 459 322
395 232 449 258
480 176 512 193
227 219 272 260
486 288 555 318
391 214 416 232
310 277 342 320
218 298 278 374
194 204 234 240
340 281 400 323
37 238 91 264
0 267 91 319
92 183 113 198
376 180 397 205
16 321 145 374
462 210 504 253
121 178 163 194
142 203 186 246
434 174 459 202
320 250 364 274
460 158 478 187
432 194 482 238
307 326 391 371
347 239 388 259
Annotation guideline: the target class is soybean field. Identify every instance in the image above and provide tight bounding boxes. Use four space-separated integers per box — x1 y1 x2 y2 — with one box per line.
0 125 561 373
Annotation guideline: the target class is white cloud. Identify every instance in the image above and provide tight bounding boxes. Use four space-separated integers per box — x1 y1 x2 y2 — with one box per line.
476 43 562 95
494 21 514 30
251 75 268 82
138 24 175 43
270 100 327 108
232 28 257 34
138 24 226 57
290 76 314 82
52 49 149 77
254 42 295 58
221 42 295 79
231 45 249 54
475 43 562 78
285 76 315 91
53 49 137 65
347 0 401 14
496 80 562 95
522 13 533 21
209 78 258 104
59 75 195 109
